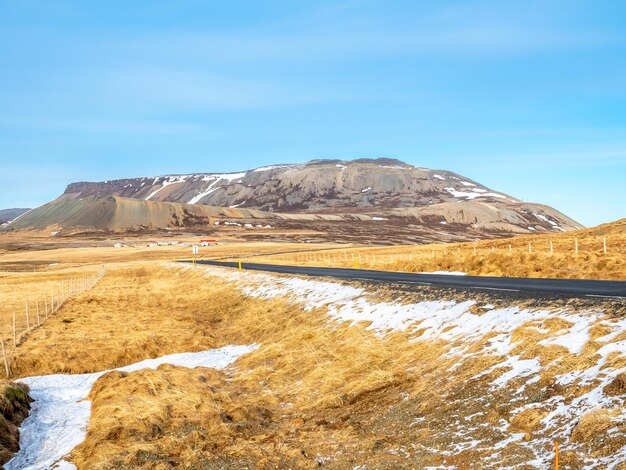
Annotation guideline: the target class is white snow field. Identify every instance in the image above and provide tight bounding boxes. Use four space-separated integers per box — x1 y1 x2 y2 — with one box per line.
6 344 257 470
180 264 626 469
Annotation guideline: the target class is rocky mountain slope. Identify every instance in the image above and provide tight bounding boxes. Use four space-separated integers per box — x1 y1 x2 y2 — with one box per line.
63 158 534 212
0 208 30 224
64 158 581 228
2 159 583 242
2 195 274 232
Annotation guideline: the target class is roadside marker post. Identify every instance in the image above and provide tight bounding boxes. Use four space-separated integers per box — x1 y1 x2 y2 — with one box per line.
604 237 607 255
555 441 559 469
192 244 199 268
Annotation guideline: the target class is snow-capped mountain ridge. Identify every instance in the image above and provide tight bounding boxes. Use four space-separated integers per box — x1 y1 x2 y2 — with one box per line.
64 158 518 212
5 158 582 239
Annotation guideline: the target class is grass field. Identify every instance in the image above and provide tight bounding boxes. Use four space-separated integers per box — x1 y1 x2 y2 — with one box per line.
0 250 624 467
231 218 626 280
0 220 624 467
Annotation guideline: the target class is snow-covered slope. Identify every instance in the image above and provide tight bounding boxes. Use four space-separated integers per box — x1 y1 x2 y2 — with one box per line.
184 264 626 468
7 345 256 470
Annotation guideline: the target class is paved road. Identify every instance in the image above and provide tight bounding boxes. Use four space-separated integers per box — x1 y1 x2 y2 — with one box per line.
184 260 626 298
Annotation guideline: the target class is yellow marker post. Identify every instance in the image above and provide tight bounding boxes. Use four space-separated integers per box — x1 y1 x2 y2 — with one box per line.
354 258 359 269
238 260 242 271
192 244 199 269
555 441 559 470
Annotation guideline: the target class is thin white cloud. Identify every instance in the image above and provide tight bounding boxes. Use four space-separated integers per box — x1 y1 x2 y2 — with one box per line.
0 117 215 134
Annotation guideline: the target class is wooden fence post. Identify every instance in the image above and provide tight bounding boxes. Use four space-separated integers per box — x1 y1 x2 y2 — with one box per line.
1 340 9 377
550 240 554 256
36 300 41 326
603 237 607 255
528 242 532 254
575 238 579 256
25 300 30 331
12 312 16 347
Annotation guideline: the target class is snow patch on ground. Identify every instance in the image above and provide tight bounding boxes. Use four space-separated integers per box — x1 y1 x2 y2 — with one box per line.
188 265 546 351
173 264 626 468
7 345 257 470
538 314 592 354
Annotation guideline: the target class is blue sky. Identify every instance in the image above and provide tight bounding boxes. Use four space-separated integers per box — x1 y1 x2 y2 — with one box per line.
1 0 625 226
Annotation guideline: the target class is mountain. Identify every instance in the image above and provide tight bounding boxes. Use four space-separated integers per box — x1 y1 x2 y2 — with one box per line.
1 195 375 235
2 195 273 232
65 158 527 213
2 159 583 243
0 208 30 224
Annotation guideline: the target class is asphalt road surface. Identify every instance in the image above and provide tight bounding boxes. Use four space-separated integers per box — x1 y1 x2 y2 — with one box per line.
183 260 626 299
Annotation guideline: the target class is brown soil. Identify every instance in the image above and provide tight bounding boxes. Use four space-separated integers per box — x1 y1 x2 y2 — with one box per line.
0 381 32 465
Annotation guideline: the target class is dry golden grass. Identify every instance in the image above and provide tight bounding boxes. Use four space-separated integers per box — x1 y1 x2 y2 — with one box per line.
509 408 546 434
571 408 613 442
6 263 446 467
0 266 102 347
0 235 350 266
240 218 626 280
10 264 223 376
2 255 624 467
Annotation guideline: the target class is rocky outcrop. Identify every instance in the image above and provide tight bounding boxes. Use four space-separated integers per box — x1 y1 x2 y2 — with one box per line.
61 158 582 234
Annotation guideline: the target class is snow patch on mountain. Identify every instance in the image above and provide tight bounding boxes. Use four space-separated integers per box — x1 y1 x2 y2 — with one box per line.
445 187 508 200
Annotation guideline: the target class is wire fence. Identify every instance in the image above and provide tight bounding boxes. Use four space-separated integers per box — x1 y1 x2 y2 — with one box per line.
230 236 617 269
1 266 106 378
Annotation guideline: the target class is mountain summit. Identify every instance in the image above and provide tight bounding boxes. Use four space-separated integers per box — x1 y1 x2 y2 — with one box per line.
5 159 583 242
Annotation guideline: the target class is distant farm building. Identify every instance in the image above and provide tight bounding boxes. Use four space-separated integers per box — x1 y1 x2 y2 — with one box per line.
199 239 218 247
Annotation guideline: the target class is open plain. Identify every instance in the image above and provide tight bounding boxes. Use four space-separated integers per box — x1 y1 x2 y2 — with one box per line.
0 225 625 468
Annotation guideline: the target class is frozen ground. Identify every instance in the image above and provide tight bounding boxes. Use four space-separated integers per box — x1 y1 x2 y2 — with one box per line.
181 264 626 468
6 344 257 470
